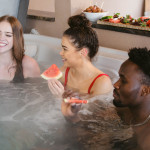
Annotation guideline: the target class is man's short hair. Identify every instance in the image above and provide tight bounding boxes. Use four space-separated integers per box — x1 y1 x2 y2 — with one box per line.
128 47 150 85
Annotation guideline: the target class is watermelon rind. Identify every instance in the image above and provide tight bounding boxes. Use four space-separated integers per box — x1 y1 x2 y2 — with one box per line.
41 71 62 80
64 98 68 103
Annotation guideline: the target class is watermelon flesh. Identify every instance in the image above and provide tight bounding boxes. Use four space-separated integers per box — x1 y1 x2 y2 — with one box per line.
41 64 62 80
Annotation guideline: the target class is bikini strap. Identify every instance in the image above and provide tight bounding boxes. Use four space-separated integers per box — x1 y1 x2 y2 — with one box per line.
64 67 70 87
88 74 109 94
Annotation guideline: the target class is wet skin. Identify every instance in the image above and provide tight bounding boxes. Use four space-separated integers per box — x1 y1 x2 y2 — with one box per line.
113 59 150 150
113 60 143 108
0 21 13 54
60 36 82 68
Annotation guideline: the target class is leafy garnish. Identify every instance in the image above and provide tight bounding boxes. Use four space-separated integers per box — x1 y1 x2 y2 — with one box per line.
140 22 147 27
101 16 113 20
113 13 120 18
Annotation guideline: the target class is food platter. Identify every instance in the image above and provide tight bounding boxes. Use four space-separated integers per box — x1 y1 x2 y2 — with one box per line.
97 20 150 31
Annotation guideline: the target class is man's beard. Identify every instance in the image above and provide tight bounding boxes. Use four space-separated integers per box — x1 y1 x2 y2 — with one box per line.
113 99 126 107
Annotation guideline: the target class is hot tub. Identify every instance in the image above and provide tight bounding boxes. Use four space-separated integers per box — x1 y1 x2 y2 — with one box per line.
0 34 135 150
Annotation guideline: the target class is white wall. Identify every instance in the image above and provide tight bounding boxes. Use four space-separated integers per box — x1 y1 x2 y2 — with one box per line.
70 0 144 18
96 0 144 18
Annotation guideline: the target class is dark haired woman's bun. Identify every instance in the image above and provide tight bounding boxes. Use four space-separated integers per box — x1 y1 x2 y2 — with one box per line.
68 14 91 28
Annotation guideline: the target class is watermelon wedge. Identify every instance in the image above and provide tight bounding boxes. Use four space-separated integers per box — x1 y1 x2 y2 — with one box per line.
41 64 62 80
64 98 88 104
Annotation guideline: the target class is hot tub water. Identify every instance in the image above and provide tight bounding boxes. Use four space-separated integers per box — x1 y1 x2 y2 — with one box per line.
0 74 135 150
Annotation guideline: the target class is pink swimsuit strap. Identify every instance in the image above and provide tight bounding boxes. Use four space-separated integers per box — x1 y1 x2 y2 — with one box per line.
64 67 109 94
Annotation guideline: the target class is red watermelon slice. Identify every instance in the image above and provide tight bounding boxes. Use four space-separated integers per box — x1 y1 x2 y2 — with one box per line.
109 18 121 23
41 64 62 80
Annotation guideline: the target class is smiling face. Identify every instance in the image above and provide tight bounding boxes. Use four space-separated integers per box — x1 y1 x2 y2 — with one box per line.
113 60 143 108
60 36 82 67
0 21 13 54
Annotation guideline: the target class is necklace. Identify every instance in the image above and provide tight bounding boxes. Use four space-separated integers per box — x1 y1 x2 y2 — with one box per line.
130 114 150 127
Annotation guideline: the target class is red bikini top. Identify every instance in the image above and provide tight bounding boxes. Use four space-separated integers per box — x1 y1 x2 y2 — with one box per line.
64 67 109 94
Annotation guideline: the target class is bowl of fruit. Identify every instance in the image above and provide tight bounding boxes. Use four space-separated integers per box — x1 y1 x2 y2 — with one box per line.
83 5 108 23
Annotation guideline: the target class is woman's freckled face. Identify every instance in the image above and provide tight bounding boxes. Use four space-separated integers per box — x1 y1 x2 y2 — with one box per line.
60 36 81 67
0 21 13 54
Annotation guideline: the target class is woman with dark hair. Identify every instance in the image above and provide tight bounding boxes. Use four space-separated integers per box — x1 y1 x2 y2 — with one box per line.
0 15 40 82
48 14 112 122
48 14 112 97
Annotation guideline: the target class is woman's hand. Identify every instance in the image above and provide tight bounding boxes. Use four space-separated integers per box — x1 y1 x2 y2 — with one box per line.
61 98 82 116
48 79 64 97
61 90 83 123
61 100 81 123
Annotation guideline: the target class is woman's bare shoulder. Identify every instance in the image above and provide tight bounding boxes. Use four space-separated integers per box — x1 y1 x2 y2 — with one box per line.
90 74 113 96
22 55 40 77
